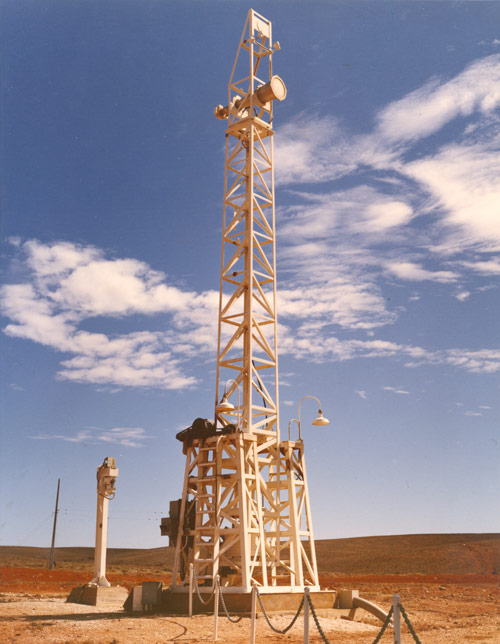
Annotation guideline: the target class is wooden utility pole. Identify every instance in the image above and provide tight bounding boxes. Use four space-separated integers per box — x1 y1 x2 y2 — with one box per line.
48 478 60 570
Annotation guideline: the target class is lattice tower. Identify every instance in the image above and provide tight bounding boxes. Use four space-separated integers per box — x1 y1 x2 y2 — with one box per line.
171 9 319 594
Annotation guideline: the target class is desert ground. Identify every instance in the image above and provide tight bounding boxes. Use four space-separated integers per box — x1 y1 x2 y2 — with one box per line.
1 534 499 643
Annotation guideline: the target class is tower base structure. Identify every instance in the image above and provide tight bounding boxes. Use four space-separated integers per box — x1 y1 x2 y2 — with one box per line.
123 583 391 626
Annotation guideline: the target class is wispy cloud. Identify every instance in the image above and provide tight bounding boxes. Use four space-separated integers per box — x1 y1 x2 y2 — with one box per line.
375 55 500 144
479 39 500 48
276 54 500 260
385 261 458 283
275 115 358 185
29 426 151 447
355 389 367 399
280 331 500 374
273 53 500 379
384 386 410 395
460 259 500 274
405 130 500 254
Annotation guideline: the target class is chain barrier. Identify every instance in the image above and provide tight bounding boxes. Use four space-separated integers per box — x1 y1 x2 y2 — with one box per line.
215 577 243 623
305 590 331 644
370 605 394 644
306 592 395 644
193 568 422 644
192 566 216 606
400 604 423 644
255 586 304 634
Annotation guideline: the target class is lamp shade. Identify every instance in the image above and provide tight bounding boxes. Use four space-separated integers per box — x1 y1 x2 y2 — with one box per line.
216 394 235 412
312 410 330 426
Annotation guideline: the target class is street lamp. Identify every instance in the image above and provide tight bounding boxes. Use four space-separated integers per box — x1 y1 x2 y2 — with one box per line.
216 379 241 429
289 395 330 441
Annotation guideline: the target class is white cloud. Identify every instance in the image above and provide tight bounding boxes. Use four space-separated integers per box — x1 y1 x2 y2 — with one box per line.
275 115 357 185
363 201 413 232
279 185 414 243
376 54 500 144
280 330 500 375
444 348 500 374
355 389 367 399
276 54 500 266
277 55 500 183
29 426 151 447
95 427 151 448
384 386 410 395
385 261 458 283
479 39 500 48
455 291 471 301
461 258 500 274
405 134 500 253
1 241 217 390
465 411 483 417
277 280 395 330
30 430 94 444
23 239 208 318
3 235 500 394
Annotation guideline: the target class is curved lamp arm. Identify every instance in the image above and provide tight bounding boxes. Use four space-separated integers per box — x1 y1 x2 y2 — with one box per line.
287 418 299 441
297 395 330 440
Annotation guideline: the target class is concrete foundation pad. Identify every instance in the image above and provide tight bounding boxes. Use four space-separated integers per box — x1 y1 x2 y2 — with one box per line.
151 588 337 615
67 584 129 607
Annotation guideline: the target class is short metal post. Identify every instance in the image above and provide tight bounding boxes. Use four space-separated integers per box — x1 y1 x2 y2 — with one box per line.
214 575 220 641
393 594 401 644
189 563 193 617
303 587 310 644
250 584 257 644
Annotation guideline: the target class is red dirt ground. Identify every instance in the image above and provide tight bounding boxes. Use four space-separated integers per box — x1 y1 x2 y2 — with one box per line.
0 566 172 595
0 566 496 596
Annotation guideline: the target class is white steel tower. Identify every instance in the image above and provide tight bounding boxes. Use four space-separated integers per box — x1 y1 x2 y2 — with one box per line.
169 9 320 596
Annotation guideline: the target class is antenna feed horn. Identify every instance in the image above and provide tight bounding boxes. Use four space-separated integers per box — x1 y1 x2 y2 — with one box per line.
214 75 287 119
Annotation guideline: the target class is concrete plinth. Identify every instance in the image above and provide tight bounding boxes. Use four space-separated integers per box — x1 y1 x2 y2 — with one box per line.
124 586 337 615
67 584 129 607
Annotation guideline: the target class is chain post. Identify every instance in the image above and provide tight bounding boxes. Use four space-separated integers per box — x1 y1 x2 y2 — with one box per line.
393 594 401 644
303 587 310 644
189 563 193 617
251 584 257 644
214 574 220 641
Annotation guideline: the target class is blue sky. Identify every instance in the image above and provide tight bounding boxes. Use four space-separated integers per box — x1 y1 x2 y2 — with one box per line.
1 1 499 549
